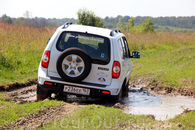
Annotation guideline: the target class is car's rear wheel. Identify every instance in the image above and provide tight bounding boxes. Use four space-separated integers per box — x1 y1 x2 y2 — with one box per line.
36 94 47 101
36 84 51 101
106 88 122 104
122 80 129 97
57 48 91 83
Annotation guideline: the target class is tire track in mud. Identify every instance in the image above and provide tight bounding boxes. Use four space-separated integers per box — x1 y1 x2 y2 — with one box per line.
8 85 37 103
1 103 81 130
0 85 38 105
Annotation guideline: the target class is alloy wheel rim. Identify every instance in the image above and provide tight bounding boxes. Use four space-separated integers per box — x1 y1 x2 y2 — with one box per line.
62 54 85 77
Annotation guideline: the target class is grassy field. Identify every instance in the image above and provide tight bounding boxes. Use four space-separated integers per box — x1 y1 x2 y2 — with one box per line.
124 32 195 90
0 23 195 91
0 23 55 85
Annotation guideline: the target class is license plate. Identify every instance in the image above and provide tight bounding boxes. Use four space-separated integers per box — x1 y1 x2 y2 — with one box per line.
63 85 90 95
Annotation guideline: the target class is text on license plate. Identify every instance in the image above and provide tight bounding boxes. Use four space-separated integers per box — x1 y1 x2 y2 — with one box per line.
63 85 90 95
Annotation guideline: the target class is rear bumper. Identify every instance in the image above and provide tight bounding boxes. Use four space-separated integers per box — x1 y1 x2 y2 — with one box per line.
38 65 123 99
38 76 122 95
37 83 118 100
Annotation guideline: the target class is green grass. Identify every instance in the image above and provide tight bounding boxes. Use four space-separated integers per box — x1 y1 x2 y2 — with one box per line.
168 111 195 129
130 44 195 89
0 23 55 85
0 93 63 126
41 105 158 130
123 32 195 90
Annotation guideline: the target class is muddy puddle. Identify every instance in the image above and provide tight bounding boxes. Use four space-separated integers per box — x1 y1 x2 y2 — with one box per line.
7 85 195 121
48 88 195 121
122 88 195 121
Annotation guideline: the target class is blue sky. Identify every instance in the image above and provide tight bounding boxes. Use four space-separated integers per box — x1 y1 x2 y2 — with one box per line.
0 0 195 19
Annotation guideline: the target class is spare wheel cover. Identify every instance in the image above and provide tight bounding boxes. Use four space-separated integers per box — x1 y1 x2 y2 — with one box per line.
56 48 91 82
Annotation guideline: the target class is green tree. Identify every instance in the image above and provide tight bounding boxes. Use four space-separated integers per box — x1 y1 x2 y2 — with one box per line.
14 17 25 25
141 18 154 33
76 8 104 27
126 17 135 32
116 17 126 30
1 14 12 24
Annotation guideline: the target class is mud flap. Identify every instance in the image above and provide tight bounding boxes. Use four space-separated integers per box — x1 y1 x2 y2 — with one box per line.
37 84 49 96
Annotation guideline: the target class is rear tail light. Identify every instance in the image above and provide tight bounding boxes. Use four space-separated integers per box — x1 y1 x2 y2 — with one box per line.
41 50 50 68
102 90 110 94
44 81 52 85
112 61 121 78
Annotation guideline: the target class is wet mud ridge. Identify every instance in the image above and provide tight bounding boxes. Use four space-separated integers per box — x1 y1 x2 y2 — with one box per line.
9 85 37 103
1 103 81 130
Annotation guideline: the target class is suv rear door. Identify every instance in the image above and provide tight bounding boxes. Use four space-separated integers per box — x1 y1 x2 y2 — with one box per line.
47 31 113 86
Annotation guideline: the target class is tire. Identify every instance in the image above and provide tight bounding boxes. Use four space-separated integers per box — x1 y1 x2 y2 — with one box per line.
36 94 47 101
107 88 122 104
55 93 67 98
36 84 50 101
117 88 123 102
122 80 129 97
57 48 92 83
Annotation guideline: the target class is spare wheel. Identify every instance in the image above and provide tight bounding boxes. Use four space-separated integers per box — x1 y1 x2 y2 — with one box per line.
56 48 91 83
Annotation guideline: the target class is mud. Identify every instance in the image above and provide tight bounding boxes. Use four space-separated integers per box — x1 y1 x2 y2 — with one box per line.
0 79 37 91
1 102 81 130
132 79 195 97
8 85 37 103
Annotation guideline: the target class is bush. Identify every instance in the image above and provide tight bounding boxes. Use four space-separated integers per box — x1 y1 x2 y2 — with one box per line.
76 8 104 27
125 17 155 33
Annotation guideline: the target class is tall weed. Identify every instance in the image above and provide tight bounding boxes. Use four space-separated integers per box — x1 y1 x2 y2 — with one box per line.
124 31 195 88
123 31 195 51
0 23 55 84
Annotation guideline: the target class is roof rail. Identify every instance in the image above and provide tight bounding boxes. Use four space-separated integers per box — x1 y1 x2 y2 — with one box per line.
62 21 73 29
110 28 121 36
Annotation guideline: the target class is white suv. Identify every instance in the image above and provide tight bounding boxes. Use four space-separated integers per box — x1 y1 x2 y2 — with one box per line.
37 22 140 102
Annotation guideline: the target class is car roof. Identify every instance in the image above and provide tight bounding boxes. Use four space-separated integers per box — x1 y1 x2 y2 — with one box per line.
59 24 115 38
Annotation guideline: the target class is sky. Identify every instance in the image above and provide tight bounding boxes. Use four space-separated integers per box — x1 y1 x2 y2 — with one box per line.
0 0 195 19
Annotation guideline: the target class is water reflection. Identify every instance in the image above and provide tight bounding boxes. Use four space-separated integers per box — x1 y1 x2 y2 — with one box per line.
121 88 162 107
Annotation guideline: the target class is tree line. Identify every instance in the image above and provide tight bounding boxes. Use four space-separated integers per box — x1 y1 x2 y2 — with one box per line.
1 11 195 32
104 15 195 29
0 14 76 28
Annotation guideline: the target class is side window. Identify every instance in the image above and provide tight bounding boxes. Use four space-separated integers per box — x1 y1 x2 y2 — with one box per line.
118 39 124 58
119 38 127 59
122 37 130 58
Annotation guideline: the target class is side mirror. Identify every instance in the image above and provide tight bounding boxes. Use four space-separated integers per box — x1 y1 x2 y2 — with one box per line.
131 51 140 58
47 38 50 44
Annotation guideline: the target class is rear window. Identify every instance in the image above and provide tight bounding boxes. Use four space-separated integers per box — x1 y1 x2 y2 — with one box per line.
56 31 110 65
